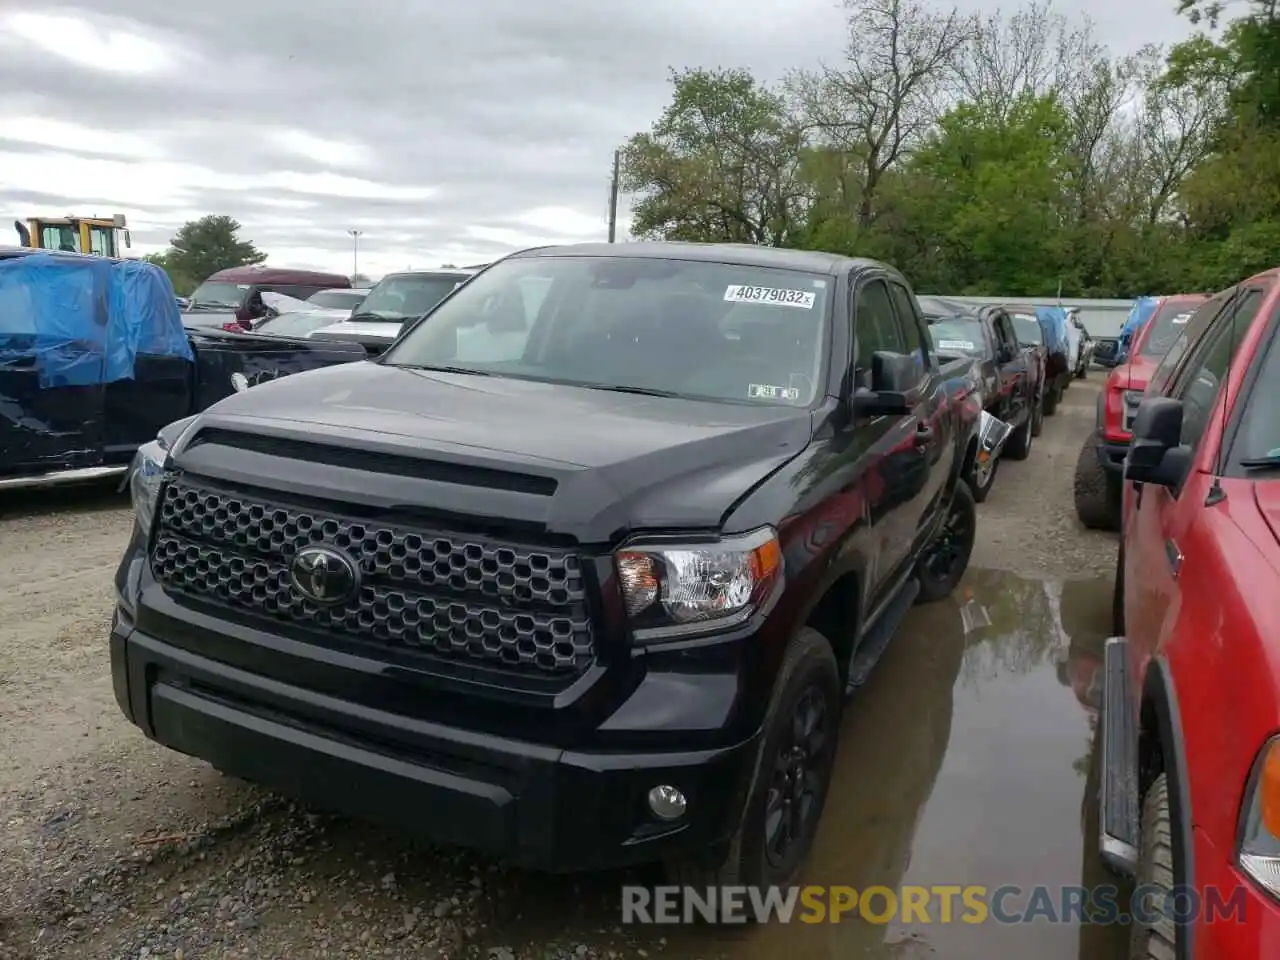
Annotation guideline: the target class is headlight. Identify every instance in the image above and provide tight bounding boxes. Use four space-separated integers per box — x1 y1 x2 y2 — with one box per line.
1238 735 1280 898
614 526 782 642
129 439 167 539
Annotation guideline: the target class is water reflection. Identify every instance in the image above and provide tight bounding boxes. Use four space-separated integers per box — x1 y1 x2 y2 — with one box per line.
664 571 1124 960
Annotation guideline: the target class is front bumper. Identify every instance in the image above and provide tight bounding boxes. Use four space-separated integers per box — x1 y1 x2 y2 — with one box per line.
1096 435 1129 474
109 610 760 873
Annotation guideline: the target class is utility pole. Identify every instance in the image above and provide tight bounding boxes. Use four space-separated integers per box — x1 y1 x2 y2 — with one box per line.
607 150 620 243
348 229 362 279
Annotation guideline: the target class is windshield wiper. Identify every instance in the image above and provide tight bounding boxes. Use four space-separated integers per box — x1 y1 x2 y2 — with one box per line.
1240 454 1280 470
348 311 401 322
575 383 685 399
400 364 493 377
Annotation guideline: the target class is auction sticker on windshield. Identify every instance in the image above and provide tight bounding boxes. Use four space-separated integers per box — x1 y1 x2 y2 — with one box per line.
937 340 975 351
749 383 801 401
724 285 815 309
1171 312 1193 324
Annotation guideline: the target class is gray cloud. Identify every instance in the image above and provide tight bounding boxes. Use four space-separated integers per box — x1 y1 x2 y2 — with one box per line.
0 0 1190 276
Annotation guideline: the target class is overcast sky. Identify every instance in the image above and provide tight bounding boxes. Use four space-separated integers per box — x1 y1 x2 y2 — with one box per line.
0 0 1191 278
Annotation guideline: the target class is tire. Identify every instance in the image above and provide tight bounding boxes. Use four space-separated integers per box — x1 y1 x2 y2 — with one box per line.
664 627 840 900
1003 415 1032 461
1043 385 1059 416
1112 539 1125 636
1073 436 1121 531
1030 392 1044 437
967 448 998 503
1076 363 1088 380
916 479 976 604
1130 774 1179 960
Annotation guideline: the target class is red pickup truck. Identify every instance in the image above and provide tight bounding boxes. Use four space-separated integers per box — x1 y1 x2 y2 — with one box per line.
1100 269 1280 958
1074 294 1208 531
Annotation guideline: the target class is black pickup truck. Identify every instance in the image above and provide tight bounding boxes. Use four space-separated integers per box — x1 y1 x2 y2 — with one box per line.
918 297 1042 501
112 243 983 891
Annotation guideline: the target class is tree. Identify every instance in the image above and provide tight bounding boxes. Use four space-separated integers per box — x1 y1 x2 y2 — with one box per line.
162 216 266 294
620 67 808 244
790 0 977 228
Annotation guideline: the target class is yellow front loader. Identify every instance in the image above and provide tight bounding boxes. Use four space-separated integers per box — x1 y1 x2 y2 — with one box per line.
12 214 131 257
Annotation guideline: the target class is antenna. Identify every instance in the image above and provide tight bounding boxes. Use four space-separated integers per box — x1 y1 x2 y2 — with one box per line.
1205 288 1244 507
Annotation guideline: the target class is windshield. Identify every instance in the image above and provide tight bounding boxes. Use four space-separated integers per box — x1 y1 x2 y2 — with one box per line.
1236 332 1280 466
927 319 986 357
382 255 832 406
255 312 339 338
308 289 364 310
1010 314 1042 345
1138 300 1201 358
355 274 464 320
188 281 247 309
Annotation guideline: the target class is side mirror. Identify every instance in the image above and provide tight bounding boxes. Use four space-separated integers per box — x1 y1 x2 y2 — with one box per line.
852 351 914 416
1125 397 1191 487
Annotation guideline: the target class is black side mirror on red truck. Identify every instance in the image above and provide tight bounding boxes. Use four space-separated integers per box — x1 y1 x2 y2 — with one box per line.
1125 396 1192 489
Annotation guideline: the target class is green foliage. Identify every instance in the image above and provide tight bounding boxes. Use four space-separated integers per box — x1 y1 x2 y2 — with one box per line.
620 68 806 245
145 215 266 296
618 1 1280 297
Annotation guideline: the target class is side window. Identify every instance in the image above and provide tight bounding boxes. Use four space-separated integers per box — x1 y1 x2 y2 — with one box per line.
1170 290 1262 450
886 283 924 362
854 280 907 368
1150 292 1232 397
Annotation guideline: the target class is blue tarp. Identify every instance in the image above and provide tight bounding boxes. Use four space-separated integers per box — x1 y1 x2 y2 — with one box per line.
1117 296 1159 362
0 253 193 388
1035 305 1070 357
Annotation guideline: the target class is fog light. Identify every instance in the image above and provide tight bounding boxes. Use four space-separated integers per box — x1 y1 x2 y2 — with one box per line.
647 784 687 821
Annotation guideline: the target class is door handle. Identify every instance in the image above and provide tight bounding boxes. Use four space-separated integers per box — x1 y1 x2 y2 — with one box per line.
1165 539 1182 578
915 423 934 446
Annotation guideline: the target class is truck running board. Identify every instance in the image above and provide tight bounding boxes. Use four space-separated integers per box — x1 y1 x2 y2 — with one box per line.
1099 636 1140 876
845 575 920 697
0 464 127 492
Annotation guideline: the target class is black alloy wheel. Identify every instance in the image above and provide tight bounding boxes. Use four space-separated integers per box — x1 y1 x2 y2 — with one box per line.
763 685 830 871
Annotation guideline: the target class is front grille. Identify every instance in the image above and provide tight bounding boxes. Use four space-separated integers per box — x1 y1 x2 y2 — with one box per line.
149 476 594 676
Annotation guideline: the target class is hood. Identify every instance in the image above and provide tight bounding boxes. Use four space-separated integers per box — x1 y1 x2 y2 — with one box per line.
173 362 815 543
311 319 402 340
1255 483 1280 551
1118 354 1159 392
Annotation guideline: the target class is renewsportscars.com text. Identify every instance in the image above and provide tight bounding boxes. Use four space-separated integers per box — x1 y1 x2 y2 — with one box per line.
621 884 1248 925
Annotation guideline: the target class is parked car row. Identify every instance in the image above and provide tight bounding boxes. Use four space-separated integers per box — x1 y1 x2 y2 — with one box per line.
1097 267 1280 958
915 295 1095 504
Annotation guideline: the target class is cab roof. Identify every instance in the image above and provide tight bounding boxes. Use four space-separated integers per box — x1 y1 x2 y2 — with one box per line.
507 241 888 278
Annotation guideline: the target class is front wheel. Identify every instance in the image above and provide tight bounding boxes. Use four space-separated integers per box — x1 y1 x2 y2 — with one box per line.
916 479 976 604
967 448 999 503
664 628 840 898
1130 775 1179 959
1073 436 1121 531
1003 414 1032 461
1043 384 1060 416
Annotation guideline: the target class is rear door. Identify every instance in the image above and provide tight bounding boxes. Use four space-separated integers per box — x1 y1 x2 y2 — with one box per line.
991 310 1027 425
851 275 923 591
889 279 953 550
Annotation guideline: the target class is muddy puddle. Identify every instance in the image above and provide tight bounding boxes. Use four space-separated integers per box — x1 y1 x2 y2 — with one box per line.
458 568 1130 959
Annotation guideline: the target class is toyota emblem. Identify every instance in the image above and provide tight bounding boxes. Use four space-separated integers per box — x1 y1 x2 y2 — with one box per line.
290 545 359 606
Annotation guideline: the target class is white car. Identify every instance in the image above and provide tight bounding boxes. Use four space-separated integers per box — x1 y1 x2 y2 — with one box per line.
309 269 477 353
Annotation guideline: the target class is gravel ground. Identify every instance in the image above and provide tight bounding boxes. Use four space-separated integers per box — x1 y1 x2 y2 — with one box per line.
0 375 1115 960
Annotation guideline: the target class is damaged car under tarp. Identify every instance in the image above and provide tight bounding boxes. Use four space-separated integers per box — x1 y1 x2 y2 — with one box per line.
0 250 368 490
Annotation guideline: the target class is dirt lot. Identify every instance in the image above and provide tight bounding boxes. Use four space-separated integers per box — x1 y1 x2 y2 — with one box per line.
0 375 1118 960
